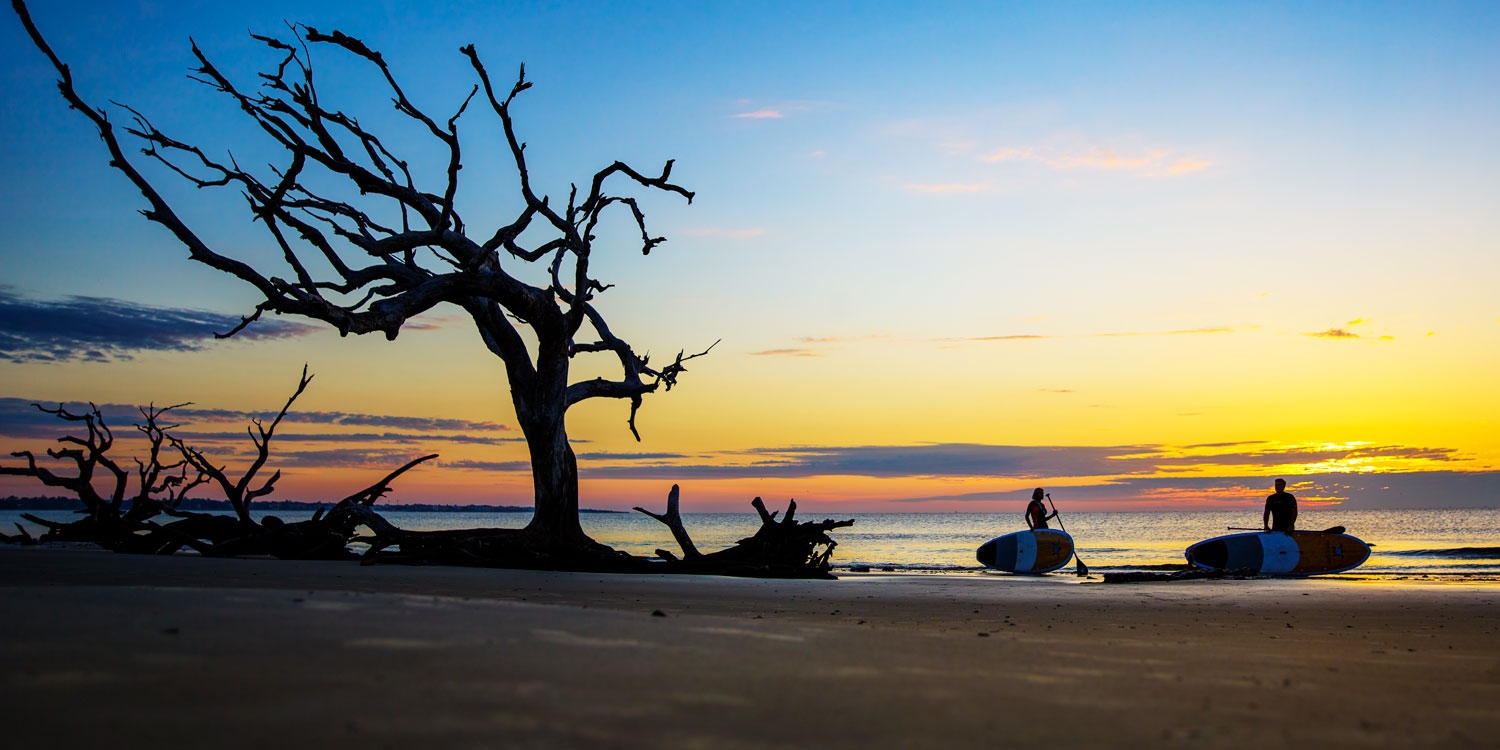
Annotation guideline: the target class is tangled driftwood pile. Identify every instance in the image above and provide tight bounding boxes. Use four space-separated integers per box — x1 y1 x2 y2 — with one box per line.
2 371 852 579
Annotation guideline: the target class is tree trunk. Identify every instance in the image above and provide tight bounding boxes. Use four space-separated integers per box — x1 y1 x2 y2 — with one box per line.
514 378 589 550
524 427 585 547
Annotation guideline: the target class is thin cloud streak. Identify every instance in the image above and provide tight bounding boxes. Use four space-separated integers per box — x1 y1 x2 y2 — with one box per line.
903 183 990 194
797 334 894 344
980 145 1212 177
0 289 318 363
567 442 1473 481
169 431 525 446
1305 329 1359 339
749 348 818 357
272 447 435 469
939 327 1234 343
1092 327 1234 338
0 397 511 439
1168 159 1212 174
445 459 536 472
887 471 1500 511
760 326 1234 354
962 334 1046 342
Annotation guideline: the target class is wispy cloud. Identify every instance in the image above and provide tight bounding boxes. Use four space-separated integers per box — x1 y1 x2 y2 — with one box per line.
903 182 990 194
751 334 894 357
1167 158 1213 175
942 327 1234 343
730 97 829 121
754 327 1233 356
578 451 692 461
749 348 818 357
171 408 509 433
0 397 511 440
1181 440 1269 450
797 335 893 344
272 447 434 470
169 431 522 446
981 145 1212 177
1305 328 1359 339
885 471 1500 510
562 441 1472 482
444 459 535 472
679 227 766 239
1325 318 1394 341
964 334 1046 341
0 289 318 363
1093 327 1233 338
572 444 1140 480
979 147 1034 163
1056 148 1167 169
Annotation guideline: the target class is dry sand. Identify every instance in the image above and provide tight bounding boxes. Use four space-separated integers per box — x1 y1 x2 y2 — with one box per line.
2 546 1498 749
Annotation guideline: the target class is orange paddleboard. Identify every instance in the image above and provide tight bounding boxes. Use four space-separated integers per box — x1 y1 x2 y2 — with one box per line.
977 529 1075 574
1185 530 1370 576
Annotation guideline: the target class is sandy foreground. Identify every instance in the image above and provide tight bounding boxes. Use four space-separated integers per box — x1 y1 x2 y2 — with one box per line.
2 546 1497 749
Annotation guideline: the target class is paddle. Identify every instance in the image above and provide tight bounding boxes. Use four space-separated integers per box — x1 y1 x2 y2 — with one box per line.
1045 493 1089 577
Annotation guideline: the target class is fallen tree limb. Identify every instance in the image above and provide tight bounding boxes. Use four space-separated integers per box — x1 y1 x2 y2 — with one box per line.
633 484 700 560
0 523 37 545
348 488 855 579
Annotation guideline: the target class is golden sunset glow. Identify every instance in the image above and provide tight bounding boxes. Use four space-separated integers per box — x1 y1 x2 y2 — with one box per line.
1 2 1496 513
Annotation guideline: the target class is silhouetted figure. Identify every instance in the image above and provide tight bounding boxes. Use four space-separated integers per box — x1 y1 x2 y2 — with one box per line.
1026 488 1057 530
1263 478 1298 532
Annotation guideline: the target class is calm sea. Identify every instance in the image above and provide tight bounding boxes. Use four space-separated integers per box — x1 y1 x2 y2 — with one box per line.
5 507 1498 579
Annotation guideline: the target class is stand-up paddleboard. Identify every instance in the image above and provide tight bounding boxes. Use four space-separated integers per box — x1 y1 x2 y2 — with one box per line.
1185 529 1371 576
977 529 1075 574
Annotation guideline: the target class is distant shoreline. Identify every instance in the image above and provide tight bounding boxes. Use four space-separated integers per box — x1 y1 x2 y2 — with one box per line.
0 496 624 514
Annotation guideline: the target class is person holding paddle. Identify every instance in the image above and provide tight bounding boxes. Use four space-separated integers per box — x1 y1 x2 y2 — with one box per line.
1263 478 1298 532
1025 488 1057 530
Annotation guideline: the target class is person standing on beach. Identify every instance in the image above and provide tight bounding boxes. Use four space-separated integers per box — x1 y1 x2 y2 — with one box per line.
1263 478 1298 532
1026 488 1057 530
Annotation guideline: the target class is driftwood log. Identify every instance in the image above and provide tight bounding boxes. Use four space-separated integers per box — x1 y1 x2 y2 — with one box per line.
0 368 441 561
338 484 855 579
635 485 855 578
0 523 37 546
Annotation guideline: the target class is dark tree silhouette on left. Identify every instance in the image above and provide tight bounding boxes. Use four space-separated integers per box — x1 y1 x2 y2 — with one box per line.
0 366 438 558
10 0 853 577
9 0 709 557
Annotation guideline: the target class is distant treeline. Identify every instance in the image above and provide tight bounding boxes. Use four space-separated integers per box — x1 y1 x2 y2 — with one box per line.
0 497 622 514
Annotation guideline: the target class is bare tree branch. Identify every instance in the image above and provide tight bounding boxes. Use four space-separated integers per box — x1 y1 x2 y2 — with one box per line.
170 365 312 525
633 484 701 560
16 1 715 552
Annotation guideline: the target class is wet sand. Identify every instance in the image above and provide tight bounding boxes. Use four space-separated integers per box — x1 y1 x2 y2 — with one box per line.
2 546 1497 748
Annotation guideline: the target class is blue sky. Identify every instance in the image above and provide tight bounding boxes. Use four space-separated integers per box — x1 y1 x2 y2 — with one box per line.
1 1 1497 511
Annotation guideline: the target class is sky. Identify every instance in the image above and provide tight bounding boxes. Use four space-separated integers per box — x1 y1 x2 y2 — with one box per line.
1 1 1497 514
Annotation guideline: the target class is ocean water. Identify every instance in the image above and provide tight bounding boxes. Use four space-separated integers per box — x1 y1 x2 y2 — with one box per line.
5 507 1498 578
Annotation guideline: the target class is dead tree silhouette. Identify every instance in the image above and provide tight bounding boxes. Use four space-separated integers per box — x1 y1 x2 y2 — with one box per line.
1 367 438 559
12 1 850 575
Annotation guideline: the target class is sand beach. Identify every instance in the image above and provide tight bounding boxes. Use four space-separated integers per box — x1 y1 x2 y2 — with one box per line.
2 546 1497 749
